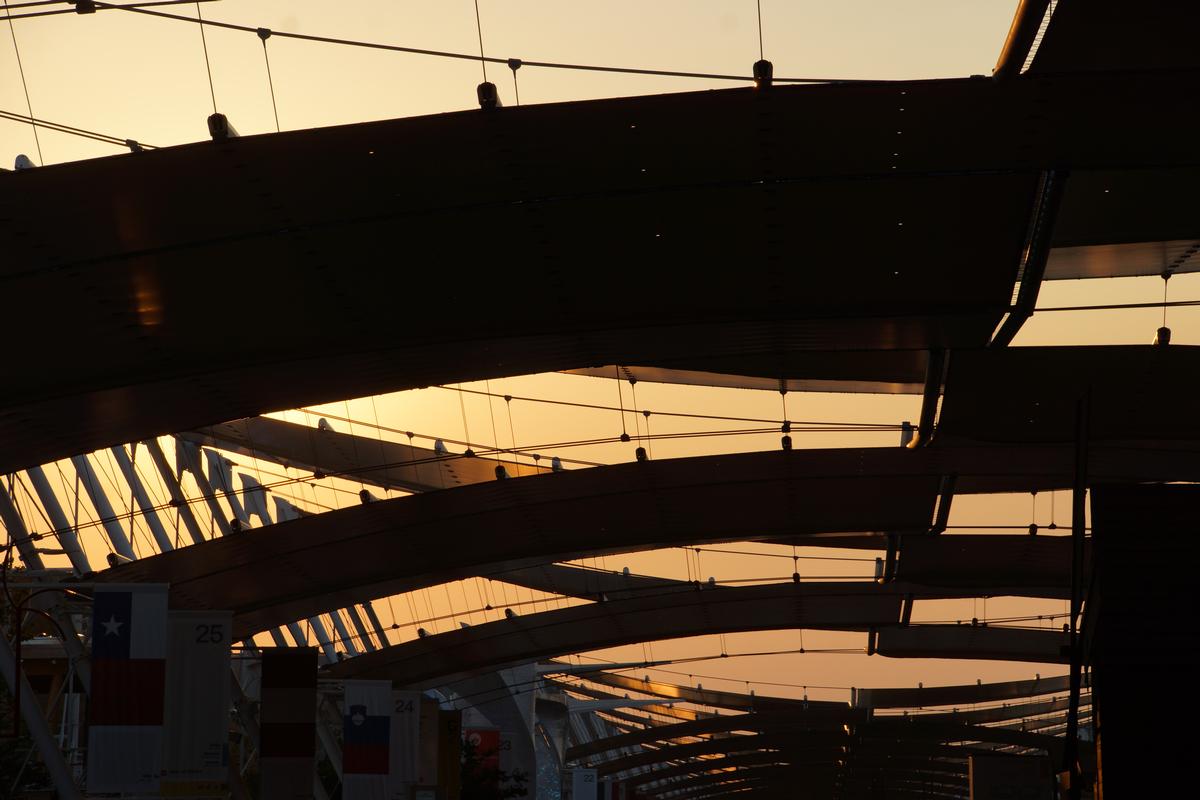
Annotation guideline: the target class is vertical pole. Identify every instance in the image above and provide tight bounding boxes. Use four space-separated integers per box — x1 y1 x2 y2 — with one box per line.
0 631 82 799
142 438 207 546
69 454 135 560
1065 393 1090 800
110 445 174 552
26 466 92 575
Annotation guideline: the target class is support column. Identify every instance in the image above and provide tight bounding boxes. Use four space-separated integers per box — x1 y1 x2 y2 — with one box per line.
1088 484 1200 799
143 438 207 546
363 601 391 648
110 445 173 552
346 605 377 652
25 466 92 575
1064 395 1088 800
174 437 234 537
69 454 134 560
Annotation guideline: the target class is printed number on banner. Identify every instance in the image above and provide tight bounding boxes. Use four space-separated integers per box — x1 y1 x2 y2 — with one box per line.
195 623 225 644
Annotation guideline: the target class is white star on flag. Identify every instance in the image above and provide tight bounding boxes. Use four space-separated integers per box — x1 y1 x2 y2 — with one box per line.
102 615 124 636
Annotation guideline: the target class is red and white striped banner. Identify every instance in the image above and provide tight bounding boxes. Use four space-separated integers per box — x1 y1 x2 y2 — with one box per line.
86 584 169 794
260 648 317 800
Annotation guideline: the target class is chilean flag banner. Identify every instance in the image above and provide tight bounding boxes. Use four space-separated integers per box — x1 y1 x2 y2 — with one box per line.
87 584 169 794
343 679 392 800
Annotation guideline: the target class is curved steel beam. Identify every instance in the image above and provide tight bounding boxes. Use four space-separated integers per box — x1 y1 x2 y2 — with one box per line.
588 722 1055 776
856 673 1070 709
102 447 940 637
98 441 1171 637
625 752 792 791
560 670 852 715
567 711 852 763
993 0 1053 80
327 582 903 688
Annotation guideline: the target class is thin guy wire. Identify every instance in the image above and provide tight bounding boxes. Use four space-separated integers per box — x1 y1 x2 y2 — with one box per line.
484 379 502 463
260 36 280 132
0 0 218 22
472 0 487 81
195 2 217 114
4 0 42 165
0 108 154 148
90 2 871 84
756 0 764 61
614 367 629 438
438 384 899 428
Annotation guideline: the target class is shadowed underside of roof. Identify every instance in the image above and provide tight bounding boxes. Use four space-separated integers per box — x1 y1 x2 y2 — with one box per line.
1028 0 1200 73
2 66 1198 473
935 346 1200 444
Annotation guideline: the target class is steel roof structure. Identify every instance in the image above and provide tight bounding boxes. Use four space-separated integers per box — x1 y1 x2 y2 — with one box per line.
3 2 1197 798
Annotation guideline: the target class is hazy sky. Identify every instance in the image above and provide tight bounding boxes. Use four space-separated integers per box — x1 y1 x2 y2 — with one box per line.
2 1 1187 705
2 1 1017 162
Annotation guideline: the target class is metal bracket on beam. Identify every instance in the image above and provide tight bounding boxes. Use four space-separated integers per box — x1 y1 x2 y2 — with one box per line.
992 0 1053 80
929 475 957 534
907 350 947 448
990 169 1068 347
883 533 899 582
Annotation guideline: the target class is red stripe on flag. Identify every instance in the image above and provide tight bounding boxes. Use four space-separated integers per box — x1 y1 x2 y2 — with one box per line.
90 659 165 725
344 743 390 775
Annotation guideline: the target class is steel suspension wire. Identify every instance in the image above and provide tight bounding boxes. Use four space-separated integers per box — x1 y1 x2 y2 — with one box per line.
0 0 219 22
0 108 153 149
89 1 876 85
472 0 487 82
755 0 764 61
257 28 280 132
3 0 42 164
437 384 903 429
194 1 216 113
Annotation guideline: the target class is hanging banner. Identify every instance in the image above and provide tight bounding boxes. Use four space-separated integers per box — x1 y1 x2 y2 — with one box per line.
87 584 169 794
343 680 392 800
465 727 501 792
388 690 423 799
260 648 318 800
569 769 597 800
162 610 232 797
416 698 441 785
598 778 624 800
437 709 463 800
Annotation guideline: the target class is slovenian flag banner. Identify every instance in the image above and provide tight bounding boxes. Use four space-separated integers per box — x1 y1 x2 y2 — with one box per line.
343 679 392 800
87 584 169 794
